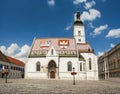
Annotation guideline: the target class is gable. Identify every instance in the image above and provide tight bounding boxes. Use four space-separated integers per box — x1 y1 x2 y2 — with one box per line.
46 46 58 56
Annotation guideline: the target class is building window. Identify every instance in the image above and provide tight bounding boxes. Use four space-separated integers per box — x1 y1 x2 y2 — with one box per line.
51 49 53 55
11 66 13 70
80 63 82 71
67 62 72 71
78 31 81 35
89 58 92 70
36 62 41 71
14 67 15 70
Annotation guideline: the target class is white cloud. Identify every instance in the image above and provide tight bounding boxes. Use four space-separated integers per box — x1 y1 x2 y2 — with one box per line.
110 43 115 48
48 0 55 6
84 0 96 9
64 25 72 31
0 43 30 63
7 43 19 56
97 51 104 57
88 22 95 28
92 24 108 36
15 45 30 58
81 9 101 21
73 0 86 5
0 43 19 56
0 46 7 54
106 28 120 38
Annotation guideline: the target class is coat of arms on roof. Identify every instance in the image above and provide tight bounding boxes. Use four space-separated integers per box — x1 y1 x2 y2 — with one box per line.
58 40 69 49
39 40 51 49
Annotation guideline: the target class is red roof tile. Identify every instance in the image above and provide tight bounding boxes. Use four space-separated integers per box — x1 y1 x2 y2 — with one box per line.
0 50 25 66
6 56 25 67
0 51 9 62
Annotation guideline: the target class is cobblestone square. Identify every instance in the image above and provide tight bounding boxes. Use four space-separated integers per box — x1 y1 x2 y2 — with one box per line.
0 78 120 94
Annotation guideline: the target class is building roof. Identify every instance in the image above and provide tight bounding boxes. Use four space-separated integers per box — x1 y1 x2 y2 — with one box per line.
107 43 120 56
29 38 94 57
32 38 76 51
0 51 9 62
0 50 25 67
6 56 25 67
77 42 94 53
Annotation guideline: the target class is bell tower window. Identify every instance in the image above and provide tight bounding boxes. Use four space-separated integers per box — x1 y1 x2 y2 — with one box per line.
78 39 81 42
78 31 81 35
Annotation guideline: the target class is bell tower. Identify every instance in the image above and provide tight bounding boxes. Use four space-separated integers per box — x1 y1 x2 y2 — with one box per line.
73 11 86 44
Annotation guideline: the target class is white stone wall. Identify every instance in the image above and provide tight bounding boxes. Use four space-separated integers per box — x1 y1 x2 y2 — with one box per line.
25 51 98 80
80 53 98 80
25 53 98 80
59 57 78 79
25 57 46 79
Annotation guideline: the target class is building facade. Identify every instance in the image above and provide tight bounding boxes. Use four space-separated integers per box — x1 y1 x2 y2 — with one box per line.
0 51 25 78
98 43 120 79
25 11 98 80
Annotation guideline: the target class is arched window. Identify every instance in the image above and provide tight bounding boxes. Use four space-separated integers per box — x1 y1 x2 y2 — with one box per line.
83 63 85 71
89 58 92 70
51 49 53 55
36 62 41 71
67 62 72 71
80 63 82 71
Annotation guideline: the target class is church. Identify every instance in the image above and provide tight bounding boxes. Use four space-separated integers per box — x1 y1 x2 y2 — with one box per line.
25 11 98 80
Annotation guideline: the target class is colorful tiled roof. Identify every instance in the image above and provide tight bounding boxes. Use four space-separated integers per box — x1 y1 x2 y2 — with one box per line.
29 38 94 57
32 38 76 51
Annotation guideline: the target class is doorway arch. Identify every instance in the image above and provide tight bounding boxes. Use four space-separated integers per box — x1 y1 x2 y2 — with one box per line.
48 60 56 79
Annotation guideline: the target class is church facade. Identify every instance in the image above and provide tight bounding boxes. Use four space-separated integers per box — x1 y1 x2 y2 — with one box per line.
25 11 98 80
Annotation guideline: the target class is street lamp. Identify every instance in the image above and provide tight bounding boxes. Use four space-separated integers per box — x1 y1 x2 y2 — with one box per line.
73 67 75 85
2 65 9 83
71 67 77 85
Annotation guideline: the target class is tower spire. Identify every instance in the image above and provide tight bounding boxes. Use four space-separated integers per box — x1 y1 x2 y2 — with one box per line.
73 10 86 44
76 11 80 21
74 10 83 26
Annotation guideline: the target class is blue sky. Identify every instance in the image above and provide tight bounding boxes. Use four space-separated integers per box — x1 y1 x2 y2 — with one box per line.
0 0 120 62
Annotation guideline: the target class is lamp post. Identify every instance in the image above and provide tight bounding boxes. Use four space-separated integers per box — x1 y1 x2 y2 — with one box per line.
71 67 77 85
73 67 75 85
2 65 9 83
5 70 9 83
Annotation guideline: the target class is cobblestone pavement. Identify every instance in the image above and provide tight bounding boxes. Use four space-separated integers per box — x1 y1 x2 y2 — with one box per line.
0 78 120 94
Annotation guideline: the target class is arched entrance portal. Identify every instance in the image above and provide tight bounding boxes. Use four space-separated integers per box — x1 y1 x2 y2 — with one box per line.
48 60 56 79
